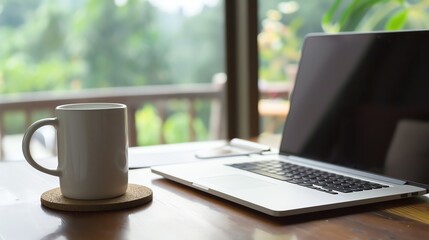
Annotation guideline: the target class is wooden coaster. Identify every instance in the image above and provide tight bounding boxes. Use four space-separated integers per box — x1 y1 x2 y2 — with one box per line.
41 184 152 212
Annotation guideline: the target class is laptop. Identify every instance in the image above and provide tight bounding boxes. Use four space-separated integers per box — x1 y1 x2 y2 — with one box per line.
151 30 429 217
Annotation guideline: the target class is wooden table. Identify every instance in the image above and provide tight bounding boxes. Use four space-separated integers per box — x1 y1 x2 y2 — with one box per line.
1 159 429 239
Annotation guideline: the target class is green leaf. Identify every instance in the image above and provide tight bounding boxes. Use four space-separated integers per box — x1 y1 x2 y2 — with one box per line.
385 9 408 30
322 0 389 32
339 0 387 31
322 0 342 32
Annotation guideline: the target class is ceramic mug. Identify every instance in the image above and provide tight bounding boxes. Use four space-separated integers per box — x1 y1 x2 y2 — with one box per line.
22 103 129 200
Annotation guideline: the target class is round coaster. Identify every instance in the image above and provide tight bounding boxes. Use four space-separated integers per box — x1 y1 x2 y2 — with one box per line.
41 184 152 212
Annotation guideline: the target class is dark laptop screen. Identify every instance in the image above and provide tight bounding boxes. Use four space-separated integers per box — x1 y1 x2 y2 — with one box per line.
280 30 429 185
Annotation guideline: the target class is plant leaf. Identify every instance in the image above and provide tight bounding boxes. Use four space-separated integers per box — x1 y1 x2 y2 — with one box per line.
339 0 388 31
322 0 342 32
385 9 408 30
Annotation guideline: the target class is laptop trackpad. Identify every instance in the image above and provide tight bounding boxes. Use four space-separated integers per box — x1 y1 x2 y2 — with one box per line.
196 174 275 190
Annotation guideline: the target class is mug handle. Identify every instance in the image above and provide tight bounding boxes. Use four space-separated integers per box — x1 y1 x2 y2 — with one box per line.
22 118 61 177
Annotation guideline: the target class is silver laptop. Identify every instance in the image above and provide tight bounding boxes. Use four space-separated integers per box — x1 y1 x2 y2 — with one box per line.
152 30 429 217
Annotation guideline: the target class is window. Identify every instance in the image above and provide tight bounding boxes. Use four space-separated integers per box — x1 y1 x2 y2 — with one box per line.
3 0 428 160
257 0 429 136
0 0 225 159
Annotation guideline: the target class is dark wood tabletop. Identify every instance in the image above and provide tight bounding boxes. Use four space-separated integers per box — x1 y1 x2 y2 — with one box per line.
1 158 429 240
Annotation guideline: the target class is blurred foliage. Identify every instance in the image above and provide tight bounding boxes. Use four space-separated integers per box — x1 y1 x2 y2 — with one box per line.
0 0 224 93
258 1 332 83
322 0 429 32
135 104 162 146
3 110 52 135
258 0 429 84
258 7 301 82
0 0 224 144
162 99 209 143
135 101 209 145
163 112 208 143
3 111 25 134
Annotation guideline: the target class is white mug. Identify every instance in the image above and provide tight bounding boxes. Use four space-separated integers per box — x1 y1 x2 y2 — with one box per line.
22 103 129 200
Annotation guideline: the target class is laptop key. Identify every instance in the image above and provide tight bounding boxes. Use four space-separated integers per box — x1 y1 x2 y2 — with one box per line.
227 161 389 194
249 170 292 182
297 182 313 187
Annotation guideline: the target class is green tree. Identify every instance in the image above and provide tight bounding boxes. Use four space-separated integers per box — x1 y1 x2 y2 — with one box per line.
0 0 225 144
171 2 225 84
0 0 79 93
74 0 172 88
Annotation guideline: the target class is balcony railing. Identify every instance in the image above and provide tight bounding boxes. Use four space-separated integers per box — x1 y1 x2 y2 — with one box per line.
0 81 226 159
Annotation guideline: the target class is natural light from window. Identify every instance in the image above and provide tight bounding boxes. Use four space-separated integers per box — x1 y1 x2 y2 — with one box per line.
257 0 429 137
0 0 225 160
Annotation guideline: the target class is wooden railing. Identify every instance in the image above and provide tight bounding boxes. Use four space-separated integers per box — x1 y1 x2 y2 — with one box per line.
0 82 226 158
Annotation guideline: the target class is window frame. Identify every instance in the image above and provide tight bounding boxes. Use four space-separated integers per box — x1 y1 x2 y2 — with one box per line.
225 0 260 139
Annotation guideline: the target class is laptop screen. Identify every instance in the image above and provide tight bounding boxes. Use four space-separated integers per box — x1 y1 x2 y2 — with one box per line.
280 30 429 186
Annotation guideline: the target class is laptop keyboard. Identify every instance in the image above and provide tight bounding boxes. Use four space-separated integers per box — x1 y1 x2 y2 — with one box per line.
227 160 389 195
